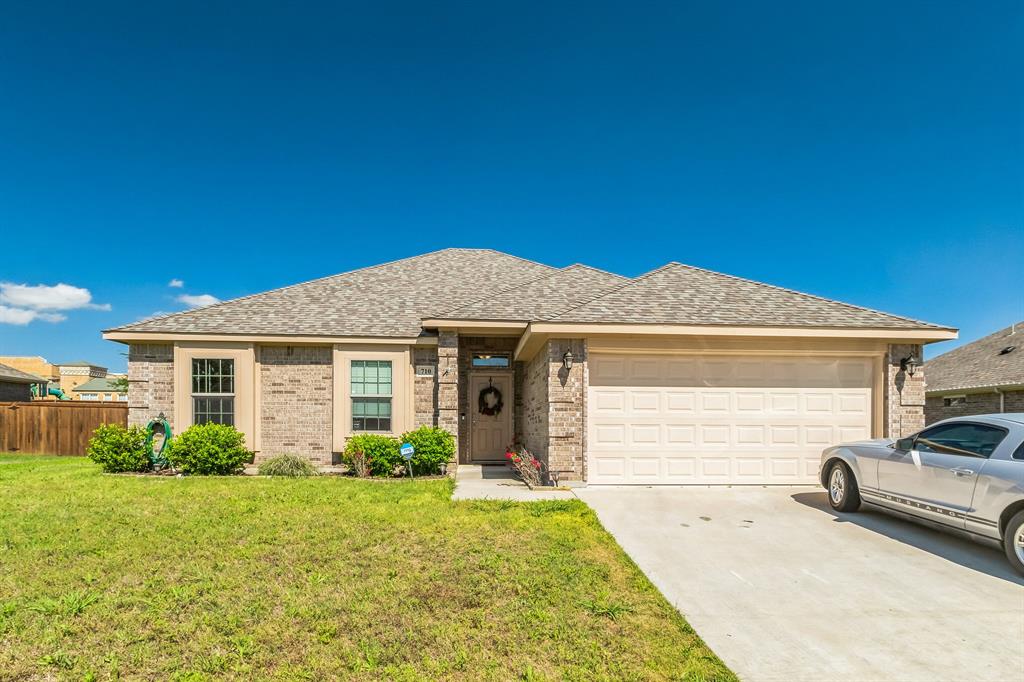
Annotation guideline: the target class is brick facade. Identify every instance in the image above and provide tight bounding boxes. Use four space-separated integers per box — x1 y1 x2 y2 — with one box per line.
413 346 439 428
518 344 549 464
437 331 459 470
127 344 174 428
545 339 586 482
259 346 333 464
883 343 926 438
925 389 1024 424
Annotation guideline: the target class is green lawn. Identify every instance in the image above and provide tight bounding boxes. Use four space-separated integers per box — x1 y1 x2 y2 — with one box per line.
0 456 733 681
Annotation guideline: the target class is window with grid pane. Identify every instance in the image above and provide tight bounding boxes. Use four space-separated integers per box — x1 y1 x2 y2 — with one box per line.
191 358 235 426
351 360 392 431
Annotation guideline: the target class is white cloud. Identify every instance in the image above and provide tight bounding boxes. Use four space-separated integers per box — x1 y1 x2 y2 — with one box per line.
168 278 184 288
0 282 110 311
0 305 66 325
177 293 220 308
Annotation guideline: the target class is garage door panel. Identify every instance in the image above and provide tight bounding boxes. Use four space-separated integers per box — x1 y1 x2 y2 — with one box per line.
587 353 874 485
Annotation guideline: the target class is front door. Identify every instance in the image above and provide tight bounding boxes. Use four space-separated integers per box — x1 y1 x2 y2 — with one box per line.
469 372 513 462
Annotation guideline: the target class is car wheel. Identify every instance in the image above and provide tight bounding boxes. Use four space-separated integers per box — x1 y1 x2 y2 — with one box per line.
1003 510 1024 577
827 461 860 512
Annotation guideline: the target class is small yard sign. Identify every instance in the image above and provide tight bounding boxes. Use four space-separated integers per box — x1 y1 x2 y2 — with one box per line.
400 443 415 459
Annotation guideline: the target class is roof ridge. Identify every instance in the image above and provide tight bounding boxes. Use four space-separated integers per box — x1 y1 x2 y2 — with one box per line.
105 248 471 333
563 262 631 281
669 262 952 330
544 262 679 320
433 266 569 318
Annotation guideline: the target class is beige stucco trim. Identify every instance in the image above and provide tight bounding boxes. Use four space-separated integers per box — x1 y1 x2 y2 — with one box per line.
515 323 955 361
331 344 413 453
173 342 257 450
105 331 436 345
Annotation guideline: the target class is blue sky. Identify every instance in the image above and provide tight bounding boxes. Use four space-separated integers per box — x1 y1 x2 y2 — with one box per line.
1 1 1021 371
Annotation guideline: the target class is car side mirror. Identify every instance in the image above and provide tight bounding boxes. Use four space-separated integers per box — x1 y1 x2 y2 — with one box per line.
895 437 914 451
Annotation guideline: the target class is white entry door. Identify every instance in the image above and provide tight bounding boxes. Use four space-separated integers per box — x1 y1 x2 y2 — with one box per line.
587 353 874 485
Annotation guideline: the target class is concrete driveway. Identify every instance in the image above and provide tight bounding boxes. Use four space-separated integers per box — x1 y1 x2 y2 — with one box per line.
576 486 1024 682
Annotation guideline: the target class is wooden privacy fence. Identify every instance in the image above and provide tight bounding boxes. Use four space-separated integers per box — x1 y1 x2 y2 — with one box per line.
0 401 129 456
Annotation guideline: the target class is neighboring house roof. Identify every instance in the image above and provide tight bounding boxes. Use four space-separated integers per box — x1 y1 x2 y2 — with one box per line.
438 264 630 321
107 249 557 338
548 262 951 330
925 322 1024 393
106 249 951 338
58 360 104 368
72 377 127 393
0 363 45 384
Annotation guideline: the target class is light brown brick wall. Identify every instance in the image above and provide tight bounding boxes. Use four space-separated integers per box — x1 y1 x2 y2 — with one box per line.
127 344 174 428
518 345 549 463
884 343 925 438
413 347 439 428
925 389 1024 424
259 345 333 464
437 331 459 468
545 339 586 482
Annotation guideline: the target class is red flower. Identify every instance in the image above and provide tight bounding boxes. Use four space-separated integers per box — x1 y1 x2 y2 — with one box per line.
532 460 541 469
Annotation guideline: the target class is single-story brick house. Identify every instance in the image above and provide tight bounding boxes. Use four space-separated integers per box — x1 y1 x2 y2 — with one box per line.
104 249 956 485
924 322 1023 424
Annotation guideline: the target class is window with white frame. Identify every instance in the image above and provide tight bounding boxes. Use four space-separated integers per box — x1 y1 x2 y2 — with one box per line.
117 393 128 402
351 360 392 432
191 359 235 426
943 395 967 407
80 393 98 401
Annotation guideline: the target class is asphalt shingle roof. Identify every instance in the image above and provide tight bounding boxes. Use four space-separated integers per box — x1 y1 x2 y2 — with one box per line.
438 264 629 321
0 363 45 384
925 322 1024 393
72 377 127 393
108 250 951 337
109 249 556 337
549 262 951 330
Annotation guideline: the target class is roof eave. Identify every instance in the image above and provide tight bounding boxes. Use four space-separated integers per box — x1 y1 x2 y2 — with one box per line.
103 330 439 345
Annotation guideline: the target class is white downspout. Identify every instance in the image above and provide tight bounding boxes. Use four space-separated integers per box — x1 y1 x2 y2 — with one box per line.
995 387 1005 413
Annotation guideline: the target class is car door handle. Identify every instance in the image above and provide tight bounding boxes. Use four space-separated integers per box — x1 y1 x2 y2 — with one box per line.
951 467 976 477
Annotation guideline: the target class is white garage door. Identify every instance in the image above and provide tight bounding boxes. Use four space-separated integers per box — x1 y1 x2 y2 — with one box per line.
587 353 874 485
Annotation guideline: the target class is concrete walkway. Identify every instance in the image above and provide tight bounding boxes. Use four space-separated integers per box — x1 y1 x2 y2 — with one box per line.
577 486 1024 682
452 465 578 501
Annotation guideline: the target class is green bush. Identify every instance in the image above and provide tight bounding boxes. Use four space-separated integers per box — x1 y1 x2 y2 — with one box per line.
86 423 151 473
399 426 455 475
166 423 252 475
342 434 401 477
258 454 319 477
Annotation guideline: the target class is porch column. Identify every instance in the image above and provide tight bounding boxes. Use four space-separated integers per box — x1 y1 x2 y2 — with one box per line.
437 330 459 472
883 343 925 438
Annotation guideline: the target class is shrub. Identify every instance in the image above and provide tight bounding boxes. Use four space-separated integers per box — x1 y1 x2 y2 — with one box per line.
166 423 252 475
258 454 319 477
342 434 401 477
399 426 455 475
87 424 150 473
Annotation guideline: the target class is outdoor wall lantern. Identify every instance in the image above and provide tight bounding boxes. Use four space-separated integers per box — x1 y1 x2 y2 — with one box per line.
562 349 574 371
900 353 920 377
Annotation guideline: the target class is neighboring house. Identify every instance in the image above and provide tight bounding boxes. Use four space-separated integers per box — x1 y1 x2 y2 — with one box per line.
57 361 109 398
0 356 60 385
103 248 956 485
72 376 128 402
924 322 1024 423
0 363 46 401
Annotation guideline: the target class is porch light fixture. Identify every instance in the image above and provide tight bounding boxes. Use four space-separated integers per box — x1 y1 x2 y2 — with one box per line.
562 349 574 371
900 353 920 377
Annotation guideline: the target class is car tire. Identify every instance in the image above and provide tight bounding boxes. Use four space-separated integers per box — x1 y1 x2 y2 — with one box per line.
1003 510 1024 577
826 461 860 513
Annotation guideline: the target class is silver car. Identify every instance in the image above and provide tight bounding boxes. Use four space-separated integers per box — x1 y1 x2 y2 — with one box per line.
819 414 1024 575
